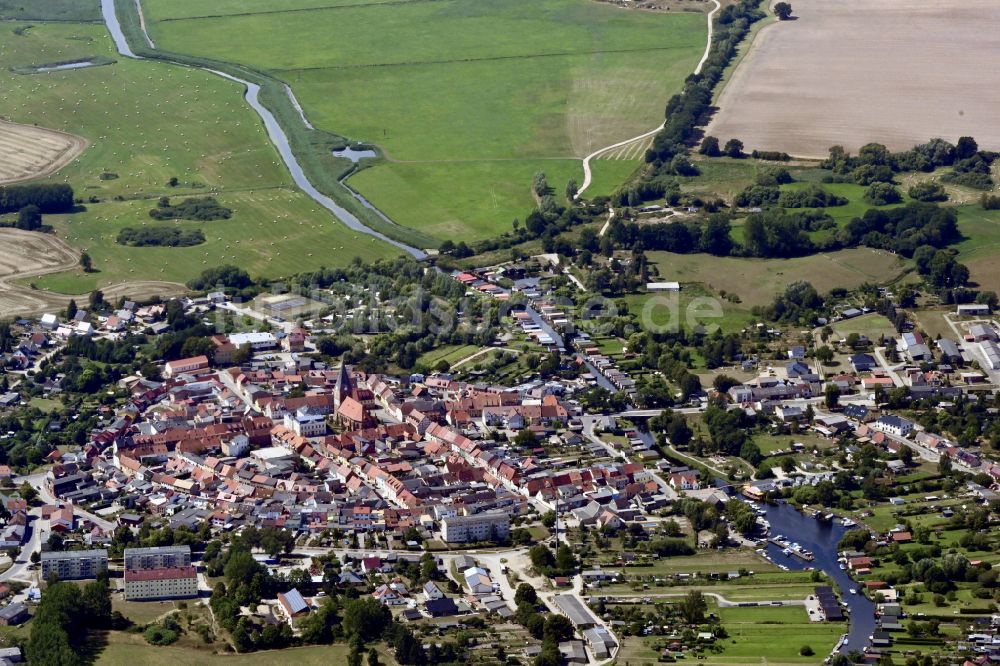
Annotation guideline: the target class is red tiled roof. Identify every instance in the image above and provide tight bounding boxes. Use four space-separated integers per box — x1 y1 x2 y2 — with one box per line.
125 566 197 582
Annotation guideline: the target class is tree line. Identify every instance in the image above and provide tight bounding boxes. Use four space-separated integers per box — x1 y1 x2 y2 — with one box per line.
0 182 74 214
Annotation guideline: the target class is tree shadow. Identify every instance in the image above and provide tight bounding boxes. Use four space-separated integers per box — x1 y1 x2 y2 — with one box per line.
79 629 110 666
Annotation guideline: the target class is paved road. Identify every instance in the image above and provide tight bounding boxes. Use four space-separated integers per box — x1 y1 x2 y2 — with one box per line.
872 347 905 387
0 507 45 583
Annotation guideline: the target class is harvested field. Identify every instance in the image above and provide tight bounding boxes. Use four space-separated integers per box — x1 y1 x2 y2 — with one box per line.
0 120 87 185
706 0 1000 158
0 228 79 279
0 229 183 317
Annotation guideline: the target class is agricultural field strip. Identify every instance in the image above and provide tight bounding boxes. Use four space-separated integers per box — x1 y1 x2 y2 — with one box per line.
156 0 444 22
575 0 718 196
268 45 694 72
706 0 1000 156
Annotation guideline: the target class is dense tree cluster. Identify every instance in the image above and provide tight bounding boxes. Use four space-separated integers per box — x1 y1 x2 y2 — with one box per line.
117 225 206 247
27 580 113 665
149 196 232 221
838 203 960 256
821 137 997 189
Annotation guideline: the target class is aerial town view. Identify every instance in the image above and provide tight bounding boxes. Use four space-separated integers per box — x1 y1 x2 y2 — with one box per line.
0 0 999 665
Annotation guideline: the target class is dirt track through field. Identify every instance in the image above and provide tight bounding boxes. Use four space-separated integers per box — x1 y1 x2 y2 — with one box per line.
0 120 88 185
0 229 185 317
706 0 1000 158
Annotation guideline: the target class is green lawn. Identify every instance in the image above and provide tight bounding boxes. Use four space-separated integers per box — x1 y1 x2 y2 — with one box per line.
0 21 398 293
417 344 481 368
623 283 756 335
142 0 708 241
829 313 898 340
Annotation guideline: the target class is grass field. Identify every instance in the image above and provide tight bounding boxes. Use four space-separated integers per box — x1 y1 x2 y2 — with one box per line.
142 0 708 241
27 190 397 293
0 0 102 21
617 603 840 666
954 206 1000 293
623 283 755 335
829 313 898 340
96 633 353 666
0 21 398 294
646 248 911 311
416 343 481 368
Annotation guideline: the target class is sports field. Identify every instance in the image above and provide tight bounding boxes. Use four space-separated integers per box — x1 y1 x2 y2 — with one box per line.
0 20 398 296
142 0 708 241
707 0 1000 157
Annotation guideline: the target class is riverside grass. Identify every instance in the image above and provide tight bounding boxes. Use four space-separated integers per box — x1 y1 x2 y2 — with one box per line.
142 0 708 242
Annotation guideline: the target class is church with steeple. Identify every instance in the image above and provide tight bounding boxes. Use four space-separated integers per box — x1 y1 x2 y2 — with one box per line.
333 357 376 429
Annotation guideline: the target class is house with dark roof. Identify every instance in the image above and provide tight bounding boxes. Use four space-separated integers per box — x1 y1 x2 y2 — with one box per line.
850 354 877 372
425 597 459 617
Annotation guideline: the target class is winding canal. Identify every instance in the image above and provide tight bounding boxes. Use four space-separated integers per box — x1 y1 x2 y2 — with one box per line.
99 0 427 260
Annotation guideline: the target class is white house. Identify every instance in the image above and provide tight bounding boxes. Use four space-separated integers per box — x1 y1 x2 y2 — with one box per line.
871 415 915 438
463 567 494 595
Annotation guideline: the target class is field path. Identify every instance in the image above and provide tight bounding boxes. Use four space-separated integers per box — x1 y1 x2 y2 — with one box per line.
575 0 720 198
133 0 155 48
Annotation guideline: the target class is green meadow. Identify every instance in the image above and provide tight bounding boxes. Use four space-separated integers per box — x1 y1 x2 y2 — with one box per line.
142 0 708 241
0 21 398 293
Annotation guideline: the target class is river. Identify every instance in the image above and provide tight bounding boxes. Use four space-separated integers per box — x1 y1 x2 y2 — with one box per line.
762 501 877 654
99 0 426 260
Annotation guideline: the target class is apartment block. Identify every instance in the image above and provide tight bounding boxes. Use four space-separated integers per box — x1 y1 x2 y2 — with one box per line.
441 511 510 543
124 566 198 601
124 545 191 571
40 549 108 580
